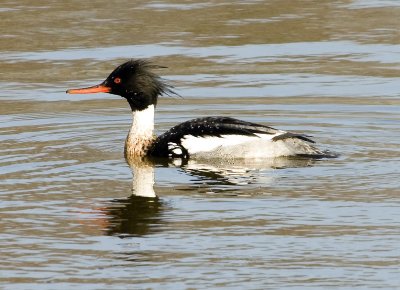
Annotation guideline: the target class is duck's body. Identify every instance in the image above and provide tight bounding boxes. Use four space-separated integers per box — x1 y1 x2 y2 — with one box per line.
148 116 325 159
67 59 331 160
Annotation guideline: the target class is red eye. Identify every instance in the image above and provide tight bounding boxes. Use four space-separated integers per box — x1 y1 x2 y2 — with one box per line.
114 77 121 84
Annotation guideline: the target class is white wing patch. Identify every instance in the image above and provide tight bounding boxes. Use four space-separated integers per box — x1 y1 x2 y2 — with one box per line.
181 133 281 155
168 142 184 157
172 147 182 155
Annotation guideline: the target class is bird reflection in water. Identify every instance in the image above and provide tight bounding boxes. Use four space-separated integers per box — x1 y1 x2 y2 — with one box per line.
103 158 164 238
174 157 316 187
102 156 317 237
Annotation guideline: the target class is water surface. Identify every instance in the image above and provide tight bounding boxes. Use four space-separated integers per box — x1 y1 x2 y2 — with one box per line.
1 1 400 289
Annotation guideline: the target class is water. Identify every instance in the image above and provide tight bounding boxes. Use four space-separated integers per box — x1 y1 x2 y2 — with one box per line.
1 1 400 289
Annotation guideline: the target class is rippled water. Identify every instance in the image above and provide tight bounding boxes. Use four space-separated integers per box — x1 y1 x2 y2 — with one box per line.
1 1 400 289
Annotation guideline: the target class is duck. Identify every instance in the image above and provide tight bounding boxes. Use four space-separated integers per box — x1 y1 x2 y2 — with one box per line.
67 59 332 160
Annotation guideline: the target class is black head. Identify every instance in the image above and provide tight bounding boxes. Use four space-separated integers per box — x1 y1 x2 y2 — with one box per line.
67 59 176 111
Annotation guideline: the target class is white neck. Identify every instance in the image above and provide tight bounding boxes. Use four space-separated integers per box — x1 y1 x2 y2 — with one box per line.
125 105 155 157
129 105 155 138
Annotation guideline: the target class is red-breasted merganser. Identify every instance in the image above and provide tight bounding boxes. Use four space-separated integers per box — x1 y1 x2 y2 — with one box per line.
67 59 331 159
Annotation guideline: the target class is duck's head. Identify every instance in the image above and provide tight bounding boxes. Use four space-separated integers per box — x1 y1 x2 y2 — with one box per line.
66 59 175 111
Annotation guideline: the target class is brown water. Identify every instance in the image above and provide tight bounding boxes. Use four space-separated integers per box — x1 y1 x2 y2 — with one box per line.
1 1 400 289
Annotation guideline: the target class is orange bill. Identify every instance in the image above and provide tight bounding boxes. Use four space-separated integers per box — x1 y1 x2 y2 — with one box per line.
66 84 111 94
